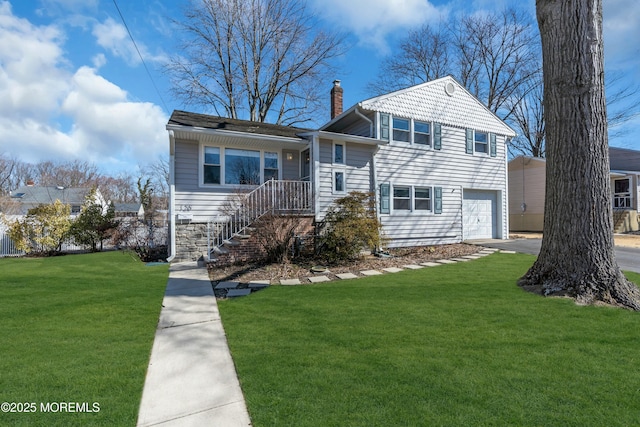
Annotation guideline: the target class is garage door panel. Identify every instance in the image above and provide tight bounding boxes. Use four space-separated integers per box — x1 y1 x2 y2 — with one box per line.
463 190 497 240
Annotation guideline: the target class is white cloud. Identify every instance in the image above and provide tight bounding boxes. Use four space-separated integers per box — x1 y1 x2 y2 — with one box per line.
92 17 167 67
311 0 448 52
0 2 168 173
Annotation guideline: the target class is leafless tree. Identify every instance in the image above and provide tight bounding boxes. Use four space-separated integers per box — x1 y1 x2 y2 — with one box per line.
35 160 100 188
506 70 545 157
167 0 345 126
518 0 640 310
367 22 451 94
0 153 18 196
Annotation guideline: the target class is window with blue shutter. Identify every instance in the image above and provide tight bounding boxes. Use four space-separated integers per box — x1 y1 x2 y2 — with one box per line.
380 113 390 141
490 133 497 157
434 187 443 214
380 183 390 214
434 123 442 150
465 129 474 154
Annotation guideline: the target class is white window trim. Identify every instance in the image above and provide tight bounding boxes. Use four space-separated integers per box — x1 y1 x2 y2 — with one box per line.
333 168 346 194
474 130 489 156
199 144 281 187
390 116 433 149
390 184 435 214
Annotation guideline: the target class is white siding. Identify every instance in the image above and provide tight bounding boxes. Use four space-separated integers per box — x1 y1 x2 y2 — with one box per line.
376 126 508 246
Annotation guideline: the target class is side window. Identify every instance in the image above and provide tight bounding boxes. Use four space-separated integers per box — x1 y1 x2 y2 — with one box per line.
334 171 345 193
204 146 221 184
264 151 279 181
334 143 344 164
393 118 410 142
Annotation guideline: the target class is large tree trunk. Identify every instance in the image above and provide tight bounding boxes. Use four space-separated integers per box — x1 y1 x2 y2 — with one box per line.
518 0 640 310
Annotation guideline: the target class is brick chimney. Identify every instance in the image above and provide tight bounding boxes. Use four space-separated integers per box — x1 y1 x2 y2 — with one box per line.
330 80 343 119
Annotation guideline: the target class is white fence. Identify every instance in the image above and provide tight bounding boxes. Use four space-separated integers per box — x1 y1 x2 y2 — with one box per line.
0 229 23 257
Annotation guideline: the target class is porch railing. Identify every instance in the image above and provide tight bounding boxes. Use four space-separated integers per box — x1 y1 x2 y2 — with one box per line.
613 193 631 209
208 179 313 257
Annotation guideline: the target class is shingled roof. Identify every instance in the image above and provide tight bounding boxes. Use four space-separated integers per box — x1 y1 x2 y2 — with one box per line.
168 110 311 139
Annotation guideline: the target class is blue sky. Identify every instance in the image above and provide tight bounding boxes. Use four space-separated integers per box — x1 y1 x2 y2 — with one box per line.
1 0 639 176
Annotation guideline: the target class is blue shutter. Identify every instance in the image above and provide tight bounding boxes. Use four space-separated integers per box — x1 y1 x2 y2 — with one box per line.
380 113 390 141
490 133 497 157
465 129 473 154
380 183 390 214
434 187 442 214
434 122 442 150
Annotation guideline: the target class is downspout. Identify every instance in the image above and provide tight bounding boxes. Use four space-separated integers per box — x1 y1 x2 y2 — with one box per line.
167 130 177 262
312 133 321 221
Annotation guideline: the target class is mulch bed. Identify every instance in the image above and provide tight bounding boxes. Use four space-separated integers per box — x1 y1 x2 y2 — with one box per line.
208 243 481 298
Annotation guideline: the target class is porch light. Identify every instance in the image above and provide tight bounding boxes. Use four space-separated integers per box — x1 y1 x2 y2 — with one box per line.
286 153 293 161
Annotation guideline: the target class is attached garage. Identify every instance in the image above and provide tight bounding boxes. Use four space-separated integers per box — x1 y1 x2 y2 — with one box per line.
463 190 499 240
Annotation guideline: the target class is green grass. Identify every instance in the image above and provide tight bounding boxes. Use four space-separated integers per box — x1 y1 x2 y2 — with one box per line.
219 254 640 427
0 251 168 426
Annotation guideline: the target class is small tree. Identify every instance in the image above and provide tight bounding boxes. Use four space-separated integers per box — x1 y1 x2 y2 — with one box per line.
319 192 385 262
70 191 119 252
6 200 71 256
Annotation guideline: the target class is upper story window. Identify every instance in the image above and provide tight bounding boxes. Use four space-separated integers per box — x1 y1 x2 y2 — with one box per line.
414 121 431 146
334 143 344 164
204 147 221 184
393 118 410 142
475 131 488 154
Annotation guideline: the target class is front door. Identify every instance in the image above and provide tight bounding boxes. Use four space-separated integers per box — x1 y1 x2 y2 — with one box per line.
614 179 631 208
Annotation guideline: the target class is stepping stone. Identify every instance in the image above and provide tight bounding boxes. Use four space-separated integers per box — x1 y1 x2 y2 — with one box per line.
382 267 404 273
451 257 470 262
336 273 358 280
215 281 240 289
227 289 251 297
280 278 301 285
462 255 482 259
248 281 270 289
361 269 383 276
499 250 517 254
403 264 424 269
420 262 440 267
308 276 330 283
480 248 498 253
436 259 457 264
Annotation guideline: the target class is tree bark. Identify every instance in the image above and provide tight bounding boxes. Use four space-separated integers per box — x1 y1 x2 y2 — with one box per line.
518 0 640 310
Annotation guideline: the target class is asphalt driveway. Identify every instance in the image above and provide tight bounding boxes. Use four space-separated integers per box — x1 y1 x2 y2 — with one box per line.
473 238 640 274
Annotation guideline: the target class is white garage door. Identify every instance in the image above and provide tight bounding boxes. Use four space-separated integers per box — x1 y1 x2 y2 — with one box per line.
463 190 498 240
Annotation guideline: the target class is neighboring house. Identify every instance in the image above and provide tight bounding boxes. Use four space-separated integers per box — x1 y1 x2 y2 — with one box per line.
508 147 640 232
114 202 145 219
167 76 516 262
9 185 107 216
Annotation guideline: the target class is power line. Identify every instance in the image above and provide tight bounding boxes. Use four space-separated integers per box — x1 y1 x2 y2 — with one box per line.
112 0 170 113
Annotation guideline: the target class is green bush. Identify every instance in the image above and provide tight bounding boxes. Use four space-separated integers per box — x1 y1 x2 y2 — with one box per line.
5 200 71 255
319 191 385 262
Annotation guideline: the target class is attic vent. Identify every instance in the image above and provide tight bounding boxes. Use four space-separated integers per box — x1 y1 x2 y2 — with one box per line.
445 82 456 96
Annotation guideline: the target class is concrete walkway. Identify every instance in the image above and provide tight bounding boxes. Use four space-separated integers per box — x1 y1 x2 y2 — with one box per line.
137 262 252 427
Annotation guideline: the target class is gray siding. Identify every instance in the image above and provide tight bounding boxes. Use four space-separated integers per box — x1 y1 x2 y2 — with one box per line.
316 138 375 218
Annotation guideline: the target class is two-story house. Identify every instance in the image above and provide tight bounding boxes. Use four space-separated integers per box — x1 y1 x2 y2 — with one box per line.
167 76 516 262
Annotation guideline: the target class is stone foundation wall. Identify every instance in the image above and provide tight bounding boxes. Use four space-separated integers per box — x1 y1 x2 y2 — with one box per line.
173 217 316 264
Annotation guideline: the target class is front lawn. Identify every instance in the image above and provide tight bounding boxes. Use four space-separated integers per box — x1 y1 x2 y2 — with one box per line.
0 251 168 426
219 253 640 426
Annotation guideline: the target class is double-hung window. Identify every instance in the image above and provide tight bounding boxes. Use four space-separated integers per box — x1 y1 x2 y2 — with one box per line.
393 118 410 142
393 186 411 210
414 187 432 211
414 121 431 146
475 131 488 154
